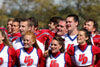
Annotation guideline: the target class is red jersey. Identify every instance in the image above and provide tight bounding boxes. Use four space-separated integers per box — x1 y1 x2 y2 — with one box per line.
36 29 56 49
0 27 8 33
0 27 8 36
10 32 21 42
16 47 45 67
92 34 100 47
92 34 100 67
0 43 16 67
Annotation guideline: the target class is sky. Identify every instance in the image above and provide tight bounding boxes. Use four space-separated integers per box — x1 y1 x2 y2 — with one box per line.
0 0 61 8
0 0 3 8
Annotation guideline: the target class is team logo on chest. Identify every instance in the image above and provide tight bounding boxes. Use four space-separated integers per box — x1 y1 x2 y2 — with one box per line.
79 54 88 64
0 57 3 65
50 60 59 67
24 56 34 66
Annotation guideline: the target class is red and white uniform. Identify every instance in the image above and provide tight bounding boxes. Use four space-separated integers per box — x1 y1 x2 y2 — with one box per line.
0 27 9 37
74 45 93 66
13 37 45 53
0 27 8 34
10 32 21 42
67 43 100 67
0 43 16 67
36 29 56 47
46 51 72 67
16 47 45 67
91 34 100 67
92 34 100 47
64 34 78 51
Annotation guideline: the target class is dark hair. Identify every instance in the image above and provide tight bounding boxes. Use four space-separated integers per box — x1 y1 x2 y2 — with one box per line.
20 18 34 27
66 14 79 23
79 29 92 45
28 16 38 27
51 36 65 53
84 19 98 34
0 30 13 47
13 18 21 23
50 16 63 25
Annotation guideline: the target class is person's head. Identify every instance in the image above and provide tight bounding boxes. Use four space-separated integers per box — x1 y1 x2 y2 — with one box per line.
12 18 21 34
56 18 68 36
0 30 12 47
83 19 98 34
7 18 14 33
28 16 38 32
48 16 62 31
20 18 32 35
77 29 92 45
50 36 65 53
66 14 79 32
23 31 39 49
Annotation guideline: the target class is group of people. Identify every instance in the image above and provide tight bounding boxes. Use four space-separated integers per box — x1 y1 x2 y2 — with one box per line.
0 14 100 67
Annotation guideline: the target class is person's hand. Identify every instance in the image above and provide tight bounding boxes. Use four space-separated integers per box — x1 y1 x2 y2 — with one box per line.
44 50 49 57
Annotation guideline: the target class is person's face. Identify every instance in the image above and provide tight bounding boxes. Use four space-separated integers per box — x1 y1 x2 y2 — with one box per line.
57 21 67 36
12 22 20 34
0 32 4 44
20 21 30 35
83 21 95 33
77 31 88 45
7 21 13 33
51 39 62 53
66 17 78 31
48 22 57 31
23 35 34 48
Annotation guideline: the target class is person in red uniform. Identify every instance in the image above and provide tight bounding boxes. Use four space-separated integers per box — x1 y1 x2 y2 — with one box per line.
10 18 21 42
36 17 64 50
45 36 72 67
0 27 8 35
83 19 100 46
16 31 45 67
83 19 100 67
67 29 100 67
0 29 16 67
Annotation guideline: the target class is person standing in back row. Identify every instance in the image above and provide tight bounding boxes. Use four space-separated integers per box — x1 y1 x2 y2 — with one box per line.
67 29 100 67
65 14 79 51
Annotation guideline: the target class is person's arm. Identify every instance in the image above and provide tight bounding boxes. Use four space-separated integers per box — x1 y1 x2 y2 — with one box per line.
92 45 100 55
65 52 72 67
8 47 16 67
38 49 46 67
15 49 20 67
67 45 74 56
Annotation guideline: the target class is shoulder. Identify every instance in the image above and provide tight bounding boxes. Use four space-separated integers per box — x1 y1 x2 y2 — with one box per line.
13 37 21 44
16 49 21 57
92 45 100 55
67 45 74 56
8 47 16 55
37 48 42 54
